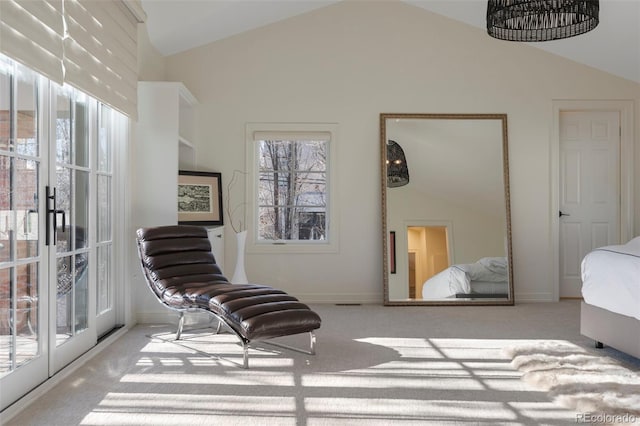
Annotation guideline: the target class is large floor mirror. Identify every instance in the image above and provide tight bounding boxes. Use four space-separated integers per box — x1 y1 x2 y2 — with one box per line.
381 113 513 306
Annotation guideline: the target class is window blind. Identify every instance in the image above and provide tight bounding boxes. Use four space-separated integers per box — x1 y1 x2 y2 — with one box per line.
64 0 141 118
0 0 144 118
0 0 65 83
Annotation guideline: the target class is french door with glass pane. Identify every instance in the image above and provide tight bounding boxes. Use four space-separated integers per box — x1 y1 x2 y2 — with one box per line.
0 58 48 412
48 84 96 372
0 57 119 411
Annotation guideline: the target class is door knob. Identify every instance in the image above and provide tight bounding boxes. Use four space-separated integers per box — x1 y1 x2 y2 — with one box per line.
559 210 570 217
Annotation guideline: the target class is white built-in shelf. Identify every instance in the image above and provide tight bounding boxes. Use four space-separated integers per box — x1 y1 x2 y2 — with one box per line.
134 81 203 319
178 83 197 106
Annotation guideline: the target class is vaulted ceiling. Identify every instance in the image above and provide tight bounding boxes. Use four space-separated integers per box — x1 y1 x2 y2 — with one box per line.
141 0 640 84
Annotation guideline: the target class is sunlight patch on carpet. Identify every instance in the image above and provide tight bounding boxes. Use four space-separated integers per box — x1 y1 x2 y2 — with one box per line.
504 341 640 420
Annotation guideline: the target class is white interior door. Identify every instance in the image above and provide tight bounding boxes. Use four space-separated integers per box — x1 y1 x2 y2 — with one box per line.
559 111 620 298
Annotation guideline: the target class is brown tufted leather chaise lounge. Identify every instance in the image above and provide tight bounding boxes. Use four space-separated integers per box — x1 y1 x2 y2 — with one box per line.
136 225 321 368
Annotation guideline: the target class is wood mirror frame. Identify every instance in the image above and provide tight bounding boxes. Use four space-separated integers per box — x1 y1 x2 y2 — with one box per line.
381 113 514 306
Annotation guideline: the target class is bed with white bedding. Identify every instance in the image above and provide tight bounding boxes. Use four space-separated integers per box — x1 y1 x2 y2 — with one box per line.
580 236 640 358
421 257 509 299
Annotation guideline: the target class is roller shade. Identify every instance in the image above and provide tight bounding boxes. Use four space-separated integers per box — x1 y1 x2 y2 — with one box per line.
0 0 144 118
0 0 65 83
64 0 140 118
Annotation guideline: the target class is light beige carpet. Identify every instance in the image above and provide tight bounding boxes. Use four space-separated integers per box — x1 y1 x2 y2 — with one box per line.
7 302 638 425
505 341 640 425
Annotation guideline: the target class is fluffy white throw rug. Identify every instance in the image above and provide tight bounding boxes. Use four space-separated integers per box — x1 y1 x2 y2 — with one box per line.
505 341 640 424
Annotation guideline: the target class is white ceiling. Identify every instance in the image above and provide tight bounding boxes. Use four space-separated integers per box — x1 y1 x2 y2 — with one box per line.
141 0 640 84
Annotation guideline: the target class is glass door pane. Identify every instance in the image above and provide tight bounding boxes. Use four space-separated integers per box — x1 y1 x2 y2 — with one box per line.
1 70 41 370
48 84 95 375
52 88 91 348
95 104 116 336
0 57 48 412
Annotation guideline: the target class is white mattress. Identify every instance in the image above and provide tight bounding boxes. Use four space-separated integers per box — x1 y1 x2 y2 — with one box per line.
581 236 640 320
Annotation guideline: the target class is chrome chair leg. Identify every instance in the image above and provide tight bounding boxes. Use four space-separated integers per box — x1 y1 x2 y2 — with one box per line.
242 342 249 369
175 312 185 340
259 331 317 356
309 331 316 355
169 310 315 369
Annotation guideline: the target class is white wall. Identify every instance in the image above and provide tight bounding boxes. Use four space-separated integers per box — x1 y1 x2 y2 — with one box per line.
158 1 639 303
137 22 166 81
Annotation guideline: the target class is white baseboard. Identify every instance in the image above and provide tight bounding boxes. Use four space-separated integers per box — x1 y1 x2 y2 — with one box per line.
300 292 557 304
136 293 382 326
141 295 382 309
296 292 382 305
514 292 556 302
138 292 555 316
137 291 565 312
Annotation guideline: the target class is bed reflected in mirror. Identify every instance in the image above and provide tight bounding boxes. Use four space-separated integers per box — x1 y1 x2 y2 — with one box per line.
381 113 513 306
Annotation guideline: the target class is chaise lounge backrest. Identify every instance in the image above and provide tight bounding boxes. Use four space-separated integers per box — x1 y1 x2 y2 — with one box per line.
136 225 228 308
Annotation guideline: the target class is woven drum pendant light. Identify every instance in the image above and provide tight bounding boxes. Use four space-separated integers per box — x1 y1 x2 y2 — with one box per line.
386 140 409 188
487 0 599 42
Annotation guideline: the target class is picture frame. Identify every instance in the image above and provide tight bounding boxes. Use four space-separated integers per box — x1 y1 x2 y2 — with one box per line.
390 231 396 274
178 170 223 226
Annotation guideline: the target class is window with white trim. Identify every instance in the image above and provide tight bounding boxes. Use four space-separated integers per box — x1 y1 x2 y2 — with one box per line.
246 123 338 253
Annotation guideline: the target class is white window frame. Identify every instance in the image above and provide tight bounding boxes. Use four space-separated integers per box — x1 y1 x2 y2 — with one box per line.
245 123 339 254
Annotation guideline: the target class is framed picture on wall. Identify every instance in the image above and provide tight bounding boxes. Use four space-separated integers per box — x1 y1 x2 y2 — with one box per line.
178 170 223 226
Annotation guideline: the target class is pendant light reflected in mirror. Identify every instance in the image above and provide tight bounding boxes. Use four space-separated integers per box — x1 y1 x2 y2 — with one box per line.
387 140 409 187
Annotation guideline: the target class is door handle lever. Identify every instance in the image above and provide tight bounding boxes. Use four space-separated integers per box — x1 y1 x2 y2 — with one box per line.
46 186 54 246
54 209 66 232
559 210 570 218
46 186 67 245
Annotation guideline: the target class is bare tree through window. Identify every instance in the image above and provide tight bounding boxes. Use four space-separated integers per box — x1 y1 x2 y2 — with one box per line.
257 139 327 241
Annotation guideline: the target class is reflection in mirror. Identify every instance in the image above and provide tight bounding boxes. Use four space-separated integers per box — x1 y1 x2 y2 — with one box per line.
381 114 513 306
408 225 451 299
